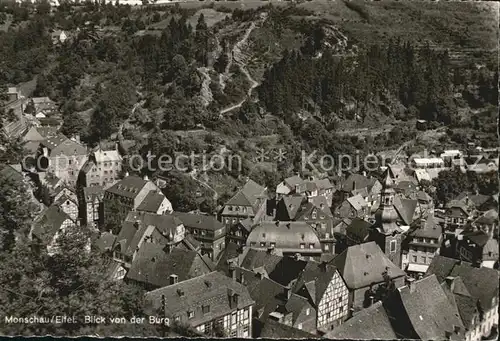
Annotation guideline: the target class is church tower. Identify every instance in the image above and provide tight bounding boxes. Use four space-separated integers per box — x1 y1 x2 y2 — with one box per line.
372 170 404 268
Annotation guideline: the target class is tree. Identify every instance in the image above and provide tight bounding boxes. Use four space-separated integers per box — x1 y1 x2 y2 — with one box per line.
0 169 38 251
0 227 158 337
160 171 200 212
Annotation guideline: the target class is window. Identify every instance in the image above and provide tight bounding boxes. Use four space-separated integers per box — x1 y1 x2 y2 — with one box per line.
413 256 417 262
306 308 310 316
260 242 266 247
421 256 426 263
270 242 276 247
262 233 266 238
174 316 180 322
202 305 210 314
201 230 206 236
187 311 194 319
250 242 256 246
298 323 303 330
300 243 305 249
309 243 315 249
390 240 397 253
325 232 330 239
324 244 329 251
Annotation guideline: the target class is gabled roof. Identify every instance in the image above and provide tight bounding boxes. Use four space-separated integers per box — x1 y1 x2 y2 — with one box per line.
144 271 254 326
126 243 213 289
239 248 283 275
22 126 45 142
395 275 464 340
346 194 367 211
96 232 117 252
341 173 372 192
283 175 303 189
410 215 441 240
268 257 308 287
346 218 372 241
40 134 86 156
83 186 104 201
32 205 72 240
461 230 490 247
324 301 397 340
173 212 225 232
106 176 149 199
454 192 492 208
137 191 168 213
225 179 267 210
259 319 316 338
295 201 332 221
473 209 498 225
292 261 342 306
426 256 499 311
331 242 405 290
394 196 417 225
94 148 121 163
115 211 183 256
277 196 303 220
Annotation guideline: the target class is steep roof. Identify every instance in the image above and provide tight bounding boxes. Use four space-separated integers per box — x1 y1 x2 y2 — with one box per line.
144 271 254 325
95 232 117 252
292 261 342 306
332 242 406 289
395 275 464 340
346 218 372 241
126 243 213 288
341 173 372 192
106 176 148 199
115 211 183 256
239 248 283 275
461 230 490 247
225 179 267 209
278 196 303 220
394 196 418 225
283 175 303 189
474 209 498 225
346 194 367 211
136 191 167 213
425 255 467 282
83 186 104 201
258 319 316 338
268 257 308 287
324 301 397 340
410 215 442 239
173 212 225 232
31 205 72 239
40 134 86 156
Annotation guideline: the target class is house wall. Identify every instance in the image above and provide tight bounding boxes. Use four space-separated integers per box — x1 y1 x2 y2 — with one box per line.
317 272 349 331
60 199 78 222
384 233 403 269
191 305 253 338
133 182 159 209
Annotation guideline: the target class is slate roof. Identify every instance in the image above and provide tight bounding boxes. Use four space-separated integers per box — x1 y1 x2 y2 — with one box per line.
225 179 267 210
239 248 283 275
277 196 303 220
426 256 499 311
346 194 367 211
106 176 148 199
292 261 342 306
462 230 490 247
31 205 72 239
83 186 104 202
341 174 372 192
324 301 397 340
454 192 492 208
115 211 183 256
215 242 242 273
40 134 86 156
394 196 418 225
441 278 478 331
23 126 45 142
346 218 372 241
258 319 316 338
247 221 321 253
425 255 466 282
395 275 464 340
331 242 406 289
136 191 167 213
268 257 308 287
126 243 213 288
410 215 442 240
474 209 498 225
172 212 225 232
295 201 332 221
144 271 254 326
283 175 303 189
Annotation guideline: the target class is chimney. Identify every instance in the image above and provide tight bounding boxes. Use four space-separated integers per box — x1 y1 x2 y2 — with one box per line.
143 174 149 181
124 171 129 177
369 294 375 306
362 171 367 177
228 263 236 280
275 220 280 227
284 287 292 300
407 277 416 293
465 194 469 206
353 180 357 191
287 223 291 229
228 289 239 309
170 274 178 285
445 331 452 340
134 220 141 229
445 276 456 292
320 203 325 209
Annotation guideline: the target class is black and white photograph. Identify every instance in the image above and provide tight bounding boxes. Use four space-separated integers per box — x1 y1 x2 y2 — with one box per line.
0 0 498 339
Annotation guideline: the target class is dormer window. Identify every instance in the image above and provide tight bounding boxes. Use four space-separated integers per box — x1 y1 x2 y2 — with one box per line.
202 305 210 314
187 311 194 319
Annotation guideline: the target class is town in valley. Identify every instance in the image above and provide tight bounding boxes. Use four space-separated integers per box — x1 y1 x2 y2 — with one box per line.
0 0 498 339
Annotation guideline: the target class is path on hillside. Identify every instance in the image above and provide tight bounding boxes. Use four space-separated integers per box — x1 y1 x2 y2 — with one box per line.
189 169 219 201
219 19 262 115
197 66 213 107
392 126 447 162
